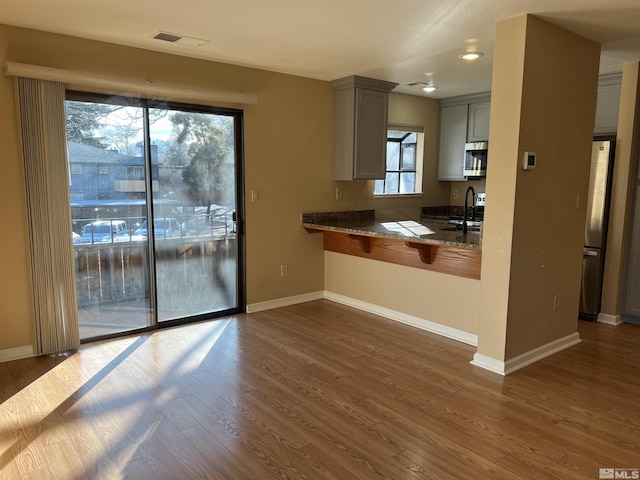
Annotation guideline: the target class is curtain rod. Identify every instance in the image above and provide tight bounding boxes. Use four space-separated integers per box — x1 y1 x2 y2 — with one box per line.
4 61 258 106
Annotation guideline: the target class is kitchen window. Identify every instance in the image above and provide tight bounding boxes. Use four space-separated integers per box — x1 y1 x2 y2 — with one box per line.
374 125 424 196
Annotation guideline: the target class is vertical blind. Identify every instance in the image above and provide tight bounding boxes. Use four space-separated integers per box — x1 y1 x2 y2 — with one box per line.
16 77 80 354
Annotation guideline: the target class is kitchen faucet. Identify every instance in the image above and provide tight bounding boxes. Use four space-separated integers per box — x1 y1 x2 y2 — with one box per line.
462 186 476 234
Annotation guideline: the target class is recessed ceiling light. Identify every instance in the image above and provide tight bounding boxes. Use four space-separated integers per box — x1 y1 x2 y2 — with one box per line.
458 52 484 61
408 81 437 93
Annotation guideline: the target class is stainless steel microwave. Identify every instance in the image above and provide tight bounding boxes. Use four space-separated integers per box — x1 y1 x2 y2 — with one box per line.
464 142 488 177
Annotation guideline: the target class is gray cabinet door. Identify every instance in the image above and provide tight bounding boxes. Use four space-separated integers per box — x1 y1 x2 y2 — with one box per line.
438 104 468 181
467 101 491 142
332 76 397 181
353 88 388 179
594 84 621 135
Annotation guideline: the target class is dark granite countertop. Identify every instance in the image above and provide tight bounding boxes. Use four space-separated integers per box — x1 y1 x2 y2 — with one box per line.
301 210 482 250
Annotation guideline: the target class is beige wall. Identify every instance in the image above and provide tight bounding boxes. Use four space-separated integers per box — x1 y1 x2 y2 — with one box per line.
601 62 640 318
474 16 527 360
0 24 447 352
448 177 487 207
325 252 480 335
0 27 33 351
477 15 601 361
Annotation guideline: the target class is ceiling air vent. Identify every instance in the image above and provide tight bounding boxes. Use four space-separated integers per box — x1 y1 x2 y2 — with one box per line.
151 31 209 48
153 32 182 43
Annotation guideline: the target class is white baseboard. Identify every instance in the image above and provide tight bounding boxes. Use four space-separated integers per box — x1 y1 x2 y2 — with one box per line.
469 353 506 375
324 291 478 346
246 290 478 346
470 332 581 375
246 291 325 313
597 313 623 325
0 345 35 363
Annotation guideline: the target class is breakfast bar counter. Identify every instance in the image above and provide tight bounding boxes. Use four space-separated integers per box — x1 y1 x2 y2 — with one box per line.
302 210 482 279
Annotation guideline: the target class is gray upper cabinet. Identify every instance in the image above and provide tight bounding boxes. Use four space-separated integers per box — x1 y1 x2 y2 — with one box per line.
438 104 468 181
467 101 491 142
594 73 622 136
438 93 491 181
332 76 398 180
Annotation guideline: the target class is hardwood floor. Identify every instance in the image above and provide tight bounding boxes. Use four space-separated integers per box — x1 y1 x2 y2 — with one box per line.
1 299 639 479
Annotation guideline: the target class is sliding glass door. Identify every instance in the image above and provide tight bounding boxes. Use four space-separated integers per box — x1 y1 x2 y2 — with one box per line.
66 94 243 340
150 107 239 322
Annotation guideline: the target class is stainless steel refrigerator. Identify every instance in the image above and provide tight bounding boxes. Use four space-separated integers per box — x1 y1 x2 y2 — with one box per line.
579 138 615 321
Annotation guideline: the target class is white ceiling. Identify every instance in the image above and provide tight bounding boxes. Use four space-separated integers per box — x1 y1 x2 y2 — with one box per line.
2 0 640 98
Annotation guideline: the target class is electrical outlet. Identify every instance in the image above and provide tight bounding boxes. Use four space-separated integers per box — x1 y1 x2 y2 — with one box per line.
553 295 560 312
280 264 288 277
335 187 343 200
251 189 260 203
576 193 582 209
452 190 459 200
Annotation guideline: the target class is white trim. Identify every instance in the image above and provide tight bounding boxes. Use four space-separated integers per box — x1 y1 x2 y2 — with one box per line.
388 122 425 133
246 290 478 346
0 345 35 363
597 313 623 325
324 291 478 346
4 61 258 106
470 332 581 375
247 291 325 313
373 193 424 199
439 91 491 107
469 353 506 375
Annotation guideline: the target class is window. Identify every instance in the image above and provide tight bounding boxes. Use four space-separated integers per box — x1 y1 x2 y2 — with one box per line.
374 126 424 195
98 165 109 175
126 165 144 180
70 163 83 175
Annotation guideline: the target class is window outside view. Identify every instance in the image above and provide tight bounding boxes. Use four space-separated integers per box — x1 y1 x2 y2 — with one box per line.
66 97 241 340
374 129 421 195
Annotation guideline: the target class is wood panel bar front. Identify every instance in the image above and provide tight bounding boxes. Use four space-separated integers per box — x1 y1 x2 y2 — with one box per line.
321 230 481 279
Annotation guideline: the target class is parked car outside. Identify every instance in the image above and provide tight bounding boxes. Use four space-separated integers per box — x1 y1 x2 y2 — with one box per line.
180 206 235 237
131 217 181 241
74 220 130 245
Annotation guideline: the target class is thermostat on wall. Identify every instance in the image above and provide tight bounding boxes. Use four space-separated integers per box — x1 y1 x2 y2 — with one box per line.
523 151 537 170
